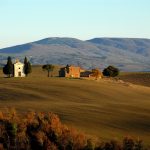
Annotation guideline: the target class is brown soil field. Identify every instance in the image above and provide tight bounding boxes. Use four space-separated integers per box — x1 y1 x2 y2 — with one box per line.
0 66 150 145
119 72 150 87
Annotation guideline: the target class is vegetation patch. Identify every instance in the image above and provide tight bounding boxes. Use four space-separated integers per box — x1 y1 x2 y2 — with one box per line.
0 109 147 150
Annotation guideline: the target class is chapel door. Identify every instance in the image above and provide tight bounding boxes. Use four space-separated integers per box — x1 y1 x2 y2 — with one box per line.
18 72 21 77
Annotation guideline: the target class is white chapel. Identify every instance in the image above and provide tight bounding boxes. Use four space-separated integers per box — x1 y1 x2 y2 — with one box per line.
14 59 25 77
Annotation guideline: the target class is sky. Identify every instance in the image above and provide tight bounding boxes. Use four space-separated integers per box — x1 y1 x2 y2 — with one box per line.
0 0 150 48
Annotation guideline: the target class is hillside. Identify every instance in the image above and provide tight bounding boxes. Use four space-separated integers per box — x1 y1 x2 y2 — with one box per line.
0 37 150 71
119 72 150 87
0 67 150 145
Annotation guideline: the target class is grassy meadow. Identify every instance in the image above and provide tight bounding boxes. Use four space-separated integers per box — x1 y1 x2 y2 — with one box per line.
0 66 150 145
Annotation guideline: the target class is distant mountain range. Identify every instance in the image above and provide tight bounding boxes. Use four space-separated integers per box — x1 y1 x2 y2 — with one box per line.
0 37 150 71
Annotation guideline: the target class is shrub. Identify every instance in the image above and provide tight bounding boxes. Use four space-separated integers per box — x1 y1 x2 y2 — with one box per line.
123 137 144 150
91 69 103 79
103 66 119 77
0 109 147 150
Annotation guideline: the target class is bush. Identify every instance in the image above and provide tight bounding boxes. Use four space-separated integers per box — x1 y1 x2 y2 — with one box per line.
103 65 119 77
0 109 146 150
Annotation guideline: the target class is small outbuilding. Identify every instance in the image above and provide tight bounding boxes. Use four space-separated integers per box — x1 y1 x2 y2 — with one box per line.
14 60 25 77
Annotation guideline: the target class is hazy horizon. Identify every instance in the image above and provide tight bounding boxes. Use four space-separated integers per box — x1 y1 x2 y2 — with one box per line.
0 0 150 48
1 36 150 49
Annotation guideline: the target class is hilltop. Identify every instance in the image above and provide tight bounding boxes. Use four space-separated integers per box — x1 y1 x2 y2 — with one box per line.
0 37 150 71
0 66 150 145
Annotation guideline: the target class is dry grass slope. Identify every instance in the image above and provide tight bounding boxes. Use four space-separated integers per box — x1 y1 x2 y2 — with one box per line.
0 66 150 146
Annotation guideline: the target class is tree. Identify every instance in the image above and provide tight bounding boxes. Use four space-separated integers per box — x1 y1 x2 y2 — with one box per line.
24 56 28 65
24 57 32 76
103 65 119 77
3 56 14 77
66 64 70 73
42 64 55 77
91 68 102 80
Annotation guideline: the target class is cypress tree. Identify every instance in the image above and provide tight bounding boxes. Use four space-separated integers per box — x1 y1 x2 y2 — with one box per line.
27 61 32 76
24 57 32 76
24 57 28 66
3 56 13 77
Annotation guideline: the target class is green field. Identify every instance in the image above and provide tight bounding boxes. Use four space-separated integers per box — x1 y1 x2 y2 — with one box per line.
0 66 150 145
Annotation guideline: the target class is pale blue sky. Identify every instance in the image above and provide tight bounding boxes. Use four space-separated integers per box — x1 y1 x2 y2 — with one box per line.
0 0 150 48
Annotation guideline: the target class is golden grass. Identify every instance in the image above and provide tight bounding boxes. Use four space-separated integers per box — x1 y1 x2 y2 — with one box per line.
0 66 150 145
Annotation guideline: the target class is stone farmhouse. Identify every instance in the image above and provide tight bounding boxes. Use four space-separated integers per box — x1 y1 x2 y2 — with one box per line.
14 59 25 77
59 65 80 78
59 65 102 79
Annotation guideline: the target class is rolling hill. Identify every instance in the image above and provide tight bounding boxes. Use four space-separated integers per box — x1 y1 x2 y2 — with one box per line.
0 66 150 145
0 37 150 71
